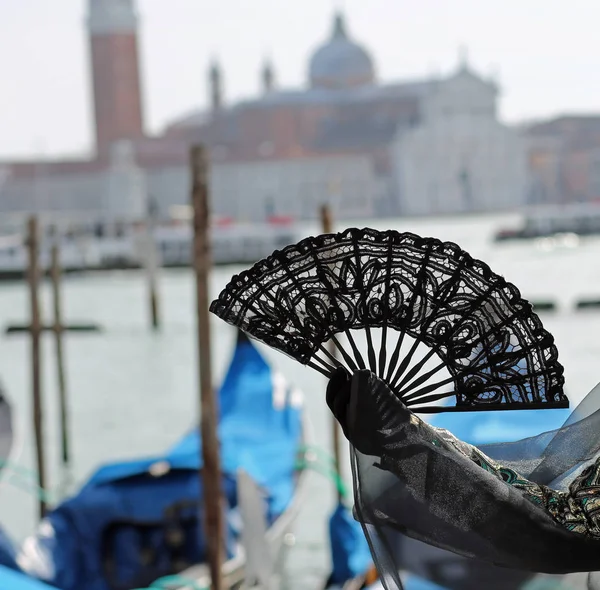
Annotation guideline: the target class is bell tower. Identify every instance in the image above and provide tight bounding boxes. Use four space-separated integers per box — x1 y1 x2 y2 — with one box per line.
87 0 145 157
209 59 223 112
261 58 275 94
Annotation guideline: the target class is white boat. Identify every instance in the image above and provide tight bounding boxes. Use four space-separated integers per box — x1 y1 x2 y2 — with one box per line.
153 216 300 267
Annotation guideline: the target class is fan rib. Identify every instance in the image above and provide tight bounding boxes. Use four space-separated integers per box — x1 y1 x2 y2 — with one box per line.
385 244 435 383
389 336 423 391
404 390 456 408
401 374 457 403
365 327 378 374
306 235 353 371
377 236 395 378
385 276 509 399
394 347 438 391
330 334 360 372
345 331 367 371
385 334 407 386
311 352 339 375
318 343 344 370
305 359 331 377
350 235 378 373
396 356 447 397
389 257 467 390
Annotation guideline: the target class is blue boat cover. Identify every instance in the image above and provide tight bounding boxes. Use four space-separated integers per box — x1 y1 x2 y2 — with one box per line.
17 336 302 590
327 503 372 586
0 525 18 572
402 578 448 590
0 564 56 590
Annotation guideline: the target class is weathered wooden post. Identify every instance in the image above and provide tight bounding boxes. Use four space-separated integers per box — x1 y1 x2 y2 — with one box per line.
26 216 47 519
50 240 70 474
320 204 343 502
190 145 224 590
145 198 160 330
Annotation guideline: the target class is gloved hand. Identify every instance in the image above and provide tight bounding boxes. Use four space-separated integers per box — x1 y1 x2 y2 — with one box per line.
326 367 411 457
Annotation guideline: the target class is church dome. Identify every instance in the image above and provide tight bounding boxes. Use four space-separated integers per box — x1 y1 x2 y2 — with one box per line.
309 13 375 90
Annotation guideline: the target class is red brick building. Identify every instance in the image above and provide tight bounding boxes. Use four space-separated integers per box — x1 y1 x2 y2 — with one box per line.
526 116 600 204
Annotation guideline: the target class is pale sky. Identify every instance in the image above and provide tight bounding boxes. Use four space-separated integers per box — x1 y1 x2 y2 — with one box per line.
1 0 599 159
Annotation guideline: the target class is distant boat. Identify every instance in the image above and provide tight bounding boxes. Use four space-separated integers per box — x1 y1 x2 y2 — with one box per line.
16 330 310 590
494 203 600 243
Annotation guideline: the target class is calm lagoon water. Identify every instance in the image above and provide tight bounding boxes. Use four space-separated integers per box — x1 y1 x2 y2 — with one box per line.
1 213 600 587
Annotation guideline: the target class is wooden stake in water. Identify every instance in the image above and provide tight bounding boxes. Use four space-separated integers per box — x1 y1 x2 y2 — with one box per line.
320 204 343 502
50 241 70 473
145 199 160 330
190 145 224 590
26 216 47 519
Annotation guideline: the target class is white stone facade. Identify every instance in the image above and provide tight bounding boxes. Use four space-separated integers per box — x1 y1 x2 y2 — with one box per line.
210 154 377 221
0 153 376 227
392 67 529 216
1 172 106 220
105 140 147 221
146 154 378 221
0 142 147 225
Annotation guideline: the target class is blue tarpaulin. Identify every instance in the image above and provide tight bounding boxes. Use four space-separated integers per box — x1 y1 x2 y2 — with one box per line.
17 335 302 590
0 564 56 590
0 525 18 572
403 578 448 590
328 503 372 586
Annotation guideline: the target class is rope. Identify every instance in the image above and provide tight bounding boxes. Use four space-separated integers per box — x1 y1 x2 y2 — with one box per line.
0 460 59 504
296 444 350 500
0 445 349 503
298 443 337 464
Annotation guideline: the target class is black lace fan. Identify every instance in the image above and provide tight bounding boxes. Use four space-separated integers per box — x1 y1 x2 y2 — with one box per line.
210 228 567 413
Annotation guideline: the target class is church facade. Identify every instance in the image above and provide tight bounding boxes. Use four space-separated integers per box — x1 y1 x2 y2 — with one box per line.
0 0 534 225
393 64 529 215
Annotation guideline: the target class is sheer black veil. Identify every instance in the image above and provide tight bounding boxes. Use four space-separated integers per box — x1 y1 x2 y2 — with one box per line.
350 381 600 590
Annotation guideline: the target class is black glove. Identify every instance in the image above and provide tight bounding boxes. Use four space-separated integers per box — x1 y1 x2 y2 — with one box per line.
326 367 407 457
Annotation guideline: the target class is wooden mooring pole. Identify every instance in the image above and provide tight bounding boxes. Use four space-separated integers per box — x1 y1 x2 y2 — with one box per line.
146 199 160 330
145 233 160 331
50 240 70 473
320 204 343 503
190 145 224 590
26 216 47 519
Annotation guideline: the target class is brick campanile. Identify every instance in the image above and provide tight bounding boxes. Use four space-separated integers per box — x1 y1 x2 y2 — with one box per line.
87 0 145 156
